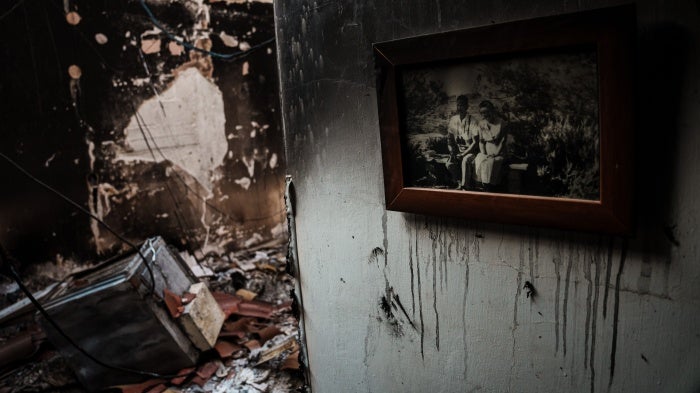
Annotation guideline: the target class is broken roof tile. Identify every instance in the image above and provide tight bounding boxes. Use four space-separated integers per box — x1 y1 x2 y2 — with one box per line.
169 367 195 386
243 339 261 350
222 317 255 333
255 325 282 344
281 350 300 370
237 300 277 319
163 288 183 318
214 340 243 359
189 360 221 388
212 292 279 319
195 360 220 380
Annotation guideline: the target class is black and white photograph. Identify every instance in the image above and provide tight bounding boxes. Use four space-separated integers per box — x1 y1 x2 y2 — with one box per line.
399 48 600 200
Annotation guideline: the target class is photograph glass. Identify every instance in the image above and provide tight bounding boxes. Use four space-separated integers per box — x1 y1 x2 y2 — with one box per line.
398 47 600 200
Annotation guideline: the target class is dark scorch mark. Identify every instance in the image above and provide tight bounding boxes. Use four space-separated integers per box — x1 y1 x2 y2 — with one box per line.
379 284 418 337
369 247 384 266
379 294 403 337
524 281 536 298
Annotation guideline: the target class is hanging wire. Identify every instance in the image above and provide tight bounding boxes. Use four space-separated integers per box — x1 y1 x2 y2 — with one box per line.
0 152 157 296
130 103 200 251
0 0 28 22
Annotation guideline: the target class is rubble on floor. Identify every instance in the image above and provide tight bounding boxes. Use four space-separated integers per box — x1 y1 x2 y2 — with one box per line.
0 241 305 393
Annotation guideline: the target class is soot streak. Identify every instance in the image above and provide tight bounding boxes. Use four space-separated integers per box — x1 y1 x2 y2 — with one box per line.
393 292 416 331
409 237 415 317
528 232 535 286
432 225 440 351
427 217 440 351
602 236 615 319
584 246 593 370
462 231 470 379
590 237 602 393
562 239 574 356
514 240 525 330
554 235 562 354
415 216 425 360
608 238 628 389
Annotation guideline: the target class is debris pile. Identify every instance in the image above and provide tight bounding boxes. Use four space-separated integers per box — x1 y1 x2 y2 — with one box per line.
0 240 305 393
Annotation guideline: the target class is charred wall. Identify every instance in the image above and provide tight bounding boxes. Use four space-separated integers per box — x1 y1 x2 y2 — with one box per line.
0 0 285 270
276 0 700 392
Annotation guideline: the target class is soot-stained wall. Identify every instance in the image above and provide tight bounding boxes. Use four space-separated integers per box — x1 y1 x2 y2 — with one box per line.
0 0 284 268
276 1 700 392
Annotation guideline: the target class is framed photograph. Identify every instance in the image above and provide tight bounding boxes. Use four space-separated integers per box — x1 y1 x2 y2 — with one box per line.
373 5 635 233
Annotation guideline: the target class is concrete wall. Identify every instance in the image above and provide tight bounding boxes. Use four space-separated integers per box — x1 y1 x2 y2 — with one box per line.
275 1 700 392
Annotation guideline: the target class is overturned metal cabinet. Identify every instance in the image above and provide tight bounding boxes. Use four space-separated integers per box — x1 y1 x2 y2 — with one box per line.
40 237 199 391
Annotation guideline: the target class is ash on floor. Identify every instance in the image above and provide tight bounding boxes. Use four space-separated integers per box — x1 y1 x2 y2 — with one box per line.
0 241 307 393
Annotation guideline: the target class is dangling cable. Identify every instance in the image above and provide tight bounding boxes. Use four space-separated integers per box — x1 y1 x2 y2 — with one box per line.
0 244 180 379
0 152 157 295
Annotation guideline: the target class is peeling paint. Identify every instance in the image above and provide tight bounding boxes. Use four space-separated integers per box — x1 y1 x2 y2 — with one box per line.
119 68 227 192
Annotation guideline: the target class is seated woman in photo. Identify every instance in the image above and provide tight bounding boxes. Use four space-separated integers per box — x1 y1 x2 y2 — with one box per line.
474 100 508 189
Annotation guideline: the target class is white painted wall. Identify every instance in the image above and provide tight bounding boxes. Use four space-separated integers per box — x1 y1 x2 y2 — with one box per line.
275 1 700 392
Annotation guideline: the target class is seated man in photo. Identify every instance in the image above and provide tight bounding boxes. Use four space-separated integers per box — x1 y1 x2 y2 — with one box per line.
445 95 479 189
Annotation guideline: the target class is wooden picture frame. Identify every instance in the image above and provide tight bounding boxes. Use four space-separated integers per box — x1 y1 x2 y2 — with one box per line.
373 5 635 233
